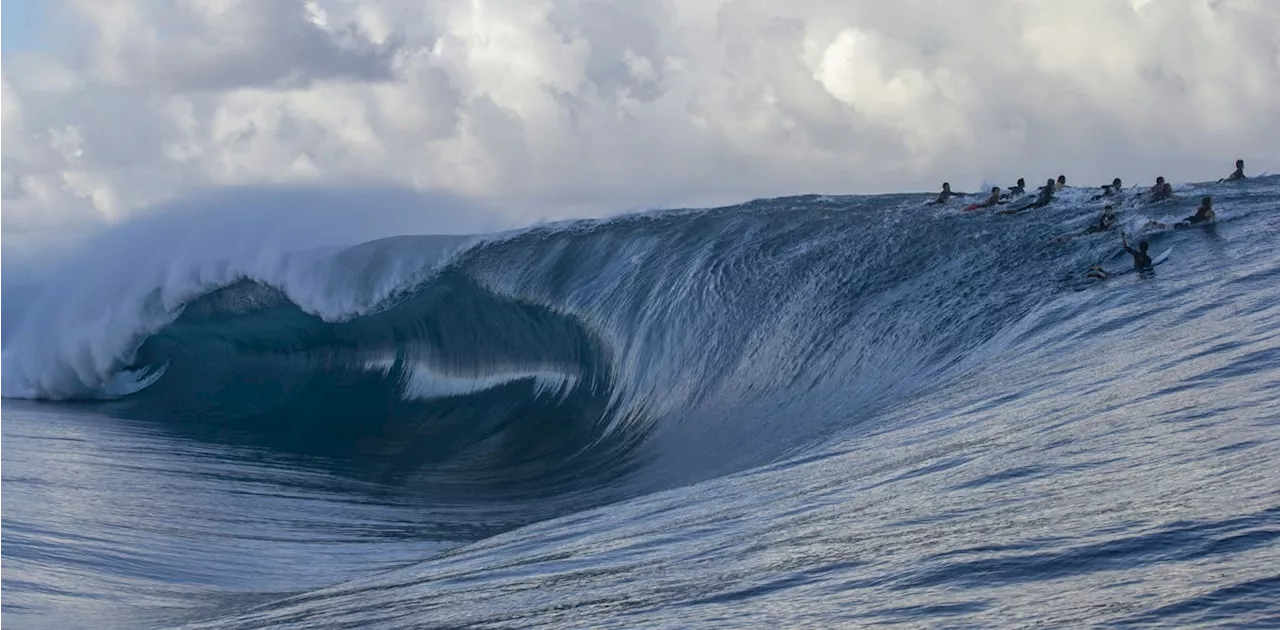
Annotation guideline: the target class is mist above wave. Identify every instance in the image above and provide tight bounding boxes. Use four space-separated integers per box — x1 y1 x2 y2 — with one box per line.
1 185 506 399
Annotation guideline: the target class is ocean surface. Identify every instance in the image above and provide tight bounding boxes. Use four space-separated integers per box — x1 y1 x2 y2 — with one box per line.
3 177 1279 629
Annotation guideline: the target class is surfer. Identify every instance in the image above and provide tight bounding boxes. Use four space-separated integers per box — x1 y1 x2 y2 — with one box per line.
1149 177 1173 202
1182 196 1217 226
1055 175 1067 191
1091 178 1124 200
1121 233 1153 271
1000 178 1026 201
1001 178 1055 214
1223 159 1247 182
1146 196 1216 230
965 187 1002 211
1053 205 1118 242
927 182 967 205
1083 205 1119 234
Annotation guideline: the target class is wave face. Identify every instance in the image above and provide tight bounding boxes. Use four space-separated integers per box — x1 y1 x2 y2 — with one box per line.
2 174 1280 627
3 187 1092 500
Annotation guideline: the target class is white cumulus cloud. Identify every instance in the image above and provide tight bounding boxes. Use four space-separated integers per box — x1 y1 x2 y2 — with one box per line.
3 0 1279 263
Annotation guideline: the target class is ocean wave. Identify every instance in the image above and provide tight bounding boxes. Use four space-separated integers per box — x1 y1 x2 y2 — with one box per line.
6 178 1280 629
5 178 1277 498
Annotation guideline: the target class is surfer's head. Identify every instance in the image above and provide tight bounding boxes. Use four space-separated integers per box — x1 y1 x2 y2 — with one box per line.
1236 159 1244 168
942 182 951 191
1139 240 1149 252
1156 176 1166 185
1113 178 1122 188
1017 178 1025 186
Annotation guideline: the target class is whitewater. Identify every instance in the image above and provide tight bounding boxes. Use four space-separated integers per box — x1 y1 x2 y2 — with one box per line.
2 177 1278 629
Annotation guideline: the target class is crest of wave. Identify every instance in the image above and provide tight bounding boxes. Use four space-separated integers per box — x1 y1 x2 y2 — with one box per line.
1 185 507 400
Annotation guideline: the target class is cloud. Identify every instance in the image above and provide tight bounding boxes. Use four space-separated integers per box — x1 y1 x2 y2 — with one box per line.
3 0 1279 261
64 0 398 91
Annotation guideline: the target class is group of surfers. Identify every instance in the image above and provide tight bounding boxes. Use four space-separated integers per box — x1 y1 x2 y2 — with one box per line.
924 159 1250 277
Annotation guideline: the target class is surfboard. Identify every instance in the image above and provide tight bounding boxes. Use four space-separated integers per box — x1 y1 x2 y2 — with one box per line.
1090 246 1173 279
1150 246 1174 266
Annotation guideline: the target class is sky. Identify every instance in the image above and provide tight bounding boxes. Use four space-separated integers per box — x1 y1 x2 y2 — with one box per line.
2 1 50 52
2 0 1279 264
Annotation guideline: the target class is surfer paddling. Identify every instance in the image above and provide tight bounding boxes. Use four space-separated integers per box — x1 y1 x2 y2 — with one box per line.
926 182 967 206
1055 205 1118 243
1000 178 1026 200
964 187 1002 212
1146 196 1216 230
1000 178 1055 214
1091 178 1124 201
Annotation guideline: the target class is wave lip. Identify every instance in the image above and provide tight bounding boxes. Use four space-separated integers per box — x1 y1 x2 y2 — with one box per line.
0 232 476 401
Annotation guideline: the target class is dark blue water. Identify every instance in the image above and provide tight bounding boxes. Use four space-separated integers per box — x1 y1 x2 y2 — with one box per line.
4 178 1279 628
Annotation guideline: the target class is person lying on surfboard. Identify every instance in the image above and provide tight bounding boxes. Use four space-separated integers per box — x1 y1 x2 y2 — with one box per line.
1000 178 1026 201
1121 233 1153 271
1182 196 1217 226
926 182 967 205
1051 205 1118 242
964 187 1002 211
1083 205 1118 234
1222 159 1247 182
1091 178 1123 201
1146 196 1216 230
1000 178 1055 214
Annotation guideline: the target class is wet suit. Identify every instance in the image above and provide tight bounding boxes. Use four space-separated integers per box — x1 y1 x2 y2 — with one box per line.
1225 166 1246 182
